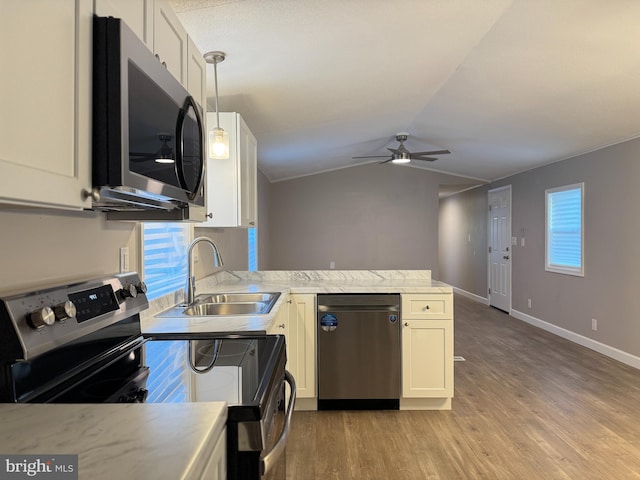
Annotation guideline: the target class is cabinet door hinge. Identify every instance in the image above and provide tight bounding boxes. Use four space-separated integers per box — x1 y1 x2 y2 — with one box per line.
489 246 492 253
488 288 491 295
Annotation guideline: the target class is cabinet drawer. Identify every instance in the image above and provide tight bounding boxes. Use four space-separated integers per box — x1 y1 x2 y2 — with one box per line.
401 294 453 320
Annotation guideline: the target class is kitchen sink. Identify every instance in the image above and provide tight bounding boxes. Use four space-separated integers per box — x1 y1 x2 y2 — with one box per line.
157 292 280 318
196 292 280 304
182 302 268 316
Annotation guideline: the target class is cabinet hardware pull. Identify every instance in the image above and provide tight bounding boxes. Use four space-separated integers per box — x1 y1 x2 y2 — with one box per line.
404 322 409 327
206 212 213 219
81 188 100 202
278 323 285 329
422 305 430 310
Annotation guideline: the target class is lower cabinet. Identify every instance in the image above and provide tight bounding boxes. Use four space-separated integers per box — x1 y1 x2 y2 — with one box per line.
287 294 316 400
269 293 316 409
400 294 454 404
198 426 226 480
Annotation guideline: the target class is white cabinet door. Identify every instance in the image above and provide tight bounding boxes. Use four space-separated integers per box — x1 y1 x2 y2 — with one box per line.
94 0 153 47
153 0 187 84
401 293 454 399
198 426 226 480
288 294 316 399
401 319 453 398
187 36 207 112
0 0 93 210
202 112 258 227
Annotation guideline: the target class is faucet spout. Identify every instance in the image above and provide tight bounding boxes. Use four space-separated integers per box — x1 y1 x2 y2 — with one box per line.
186 236 224 304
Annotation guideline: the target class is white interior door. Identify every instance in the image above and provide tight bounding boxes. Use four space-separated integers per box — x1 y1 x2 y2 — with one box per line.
488 186 511 312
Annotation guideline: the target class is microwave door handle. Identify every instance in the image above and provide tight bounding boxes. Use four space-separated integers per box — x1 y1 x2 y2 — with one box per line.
175 95 205 199
260 370 297 476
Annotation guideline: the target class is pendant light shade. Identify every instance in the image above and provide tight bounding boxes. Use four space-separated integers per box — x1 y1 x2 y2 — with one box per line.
209 127 229 159
204 50 229 160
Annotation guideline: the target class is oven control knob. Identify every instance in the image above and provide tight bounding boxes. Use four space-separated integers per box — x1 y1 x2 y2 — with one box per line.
29 307 55 329
135 282 148 295
118 284 138 300
53 301 76 321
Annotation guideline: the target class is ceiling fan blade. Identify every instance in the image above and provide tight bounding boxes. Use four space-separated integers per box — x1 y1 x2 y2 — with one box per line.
387 147 400 154
411 156 438 162
378 158 394 164
411 149 451 156
352 155 394 159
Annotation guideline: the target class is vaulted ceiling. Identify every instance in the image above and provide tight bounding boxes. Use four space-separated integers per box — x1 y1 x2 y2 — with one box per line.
171 0 640 185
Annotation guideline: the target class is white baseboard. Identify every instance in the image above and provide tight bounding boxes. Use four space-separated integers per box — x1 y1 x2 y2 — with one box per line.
453 287 489 305
511 309 640 370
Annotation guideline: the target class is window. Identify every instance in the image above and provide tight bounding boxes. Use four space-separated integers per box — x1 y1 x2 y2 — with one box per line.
248 227 258 271
142 223 190 300
142 223 191 403
545 183 584 276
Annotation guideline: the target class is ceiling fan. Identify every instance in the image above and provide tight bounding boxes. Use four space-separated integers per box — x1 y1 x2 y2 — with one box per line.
130 134 175 164
353 133 450 164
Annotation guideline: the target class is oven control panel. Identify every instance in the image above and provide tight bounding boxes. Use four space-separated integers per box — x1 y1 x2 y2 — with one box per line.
0 272 149 361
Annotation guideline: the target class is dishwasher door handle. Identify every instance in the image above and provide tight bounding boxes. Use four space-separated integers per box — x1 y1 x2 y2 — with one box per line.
260 370 296 476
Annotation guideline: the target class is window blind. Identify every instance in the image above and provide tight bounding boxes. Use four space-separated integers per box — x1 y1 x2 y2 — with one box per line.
248 227 258 271
142 223 189 300
546 184 583 275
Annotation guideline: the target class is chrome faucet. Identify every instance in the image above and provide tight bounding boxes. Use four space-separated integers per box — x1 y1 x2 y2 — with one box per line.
186 237 224 305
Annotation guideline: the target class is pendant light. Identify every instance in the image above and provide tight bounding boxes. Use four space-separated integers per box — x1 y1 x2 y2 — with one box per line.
204 50 229 159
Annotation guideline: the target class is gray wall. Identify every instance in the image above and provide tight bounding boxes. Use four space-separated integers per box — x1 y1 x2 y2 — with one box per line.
257 169 271 270
439 186 488 297
264 163 458 273
0 209 137 294
439 136 640 357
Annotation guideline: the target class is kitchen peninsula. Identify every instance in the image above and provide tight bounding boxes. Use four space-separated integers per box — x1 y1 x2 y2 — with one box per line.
142 270 455 411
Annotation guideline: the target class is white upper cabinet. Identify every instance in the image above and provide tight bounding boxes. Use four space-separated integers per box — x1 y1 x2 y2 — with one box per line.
94 0 153 47
153 0 188 85
97 0 205 110
0 0 93 210
202 113 258 228
186 36 207 111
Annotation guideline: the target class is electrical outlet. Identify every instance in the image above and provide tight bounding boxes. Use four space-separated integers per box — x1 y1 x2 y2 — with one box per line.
592 318 598 331
119 247 129 273
521 237 526 247
527 298 532 309
329 261 335 269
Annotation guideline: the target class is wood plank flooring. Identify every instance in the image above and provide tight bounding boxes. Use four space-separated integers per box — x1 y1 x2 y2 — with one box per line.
286 294 640 479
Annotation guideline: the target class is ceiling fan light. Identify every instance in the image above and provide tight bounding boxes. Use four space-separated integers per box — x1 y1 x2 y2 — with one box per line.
155 134 175 163
391 158 410 164
209 127 229 159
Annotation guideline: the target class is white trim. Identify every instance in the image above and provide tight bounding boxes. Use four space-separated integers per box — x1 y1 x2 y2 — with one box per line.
511 309 640 370
453 286 489 305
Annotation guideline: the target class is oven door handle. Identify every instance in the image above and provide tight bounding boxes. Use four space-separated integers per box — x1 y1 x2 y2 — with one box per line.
260 370 296 476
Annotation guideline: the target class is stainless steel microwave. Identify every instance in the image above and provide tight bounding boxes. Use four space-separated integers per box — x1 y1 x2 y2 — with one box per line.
91 16 205 221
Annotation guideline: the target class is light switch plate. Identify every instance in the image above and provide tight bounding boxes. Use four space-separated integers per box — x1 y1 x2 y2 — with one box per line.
119 247 129 273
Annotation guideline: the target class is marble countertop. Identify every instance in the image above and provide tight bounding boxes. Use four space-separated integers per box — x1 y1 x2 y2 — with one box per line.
0 402 227 480
142 270 453 335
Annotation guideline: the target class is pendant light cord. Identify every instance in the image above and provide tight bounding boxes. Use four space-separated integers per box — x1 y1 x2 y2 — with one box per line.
214 59 221 129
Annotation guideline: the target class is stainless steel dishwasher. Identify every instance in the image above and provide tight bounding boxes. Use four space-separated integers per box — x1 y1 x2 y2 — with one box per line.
317 294 401 410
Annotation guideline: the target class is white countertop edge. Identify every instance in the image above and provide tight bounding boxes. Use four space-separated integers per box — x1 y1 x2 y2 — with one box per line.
141 270 452 335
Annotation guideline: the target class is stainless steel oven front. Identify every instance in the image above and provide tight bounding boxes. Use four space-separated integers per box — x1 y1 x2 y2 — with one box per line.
145 335 296 480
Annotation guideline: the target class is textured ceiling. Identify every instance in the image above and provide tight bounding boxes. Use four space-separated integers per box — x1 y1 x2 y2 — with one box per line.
170 0 640 184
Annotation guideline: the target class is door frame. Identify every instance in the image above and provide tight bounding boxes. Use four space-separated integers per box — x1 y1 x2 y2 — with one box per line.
487 185 512 313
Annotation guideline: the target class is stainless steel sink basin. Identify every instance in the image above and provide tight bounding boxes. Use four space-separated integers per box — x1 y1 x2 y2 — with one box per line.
196 292 280 304
157 292 281 318
182 302 268 316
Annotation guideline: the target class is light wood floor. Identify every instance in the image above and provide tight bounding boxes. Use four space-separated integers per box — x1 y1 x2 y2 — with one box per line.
286 294 640 479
